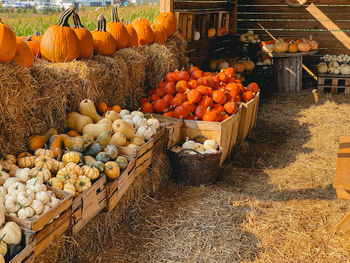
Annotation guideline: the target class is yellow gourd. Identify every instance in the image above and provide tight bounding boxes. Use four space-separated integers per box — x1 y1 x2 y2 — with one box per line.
97 118 112 126
79 99 102 123
67 112 93 133
112 119 135 139
105 110 120 122
83 123 112 139
108 132 127 146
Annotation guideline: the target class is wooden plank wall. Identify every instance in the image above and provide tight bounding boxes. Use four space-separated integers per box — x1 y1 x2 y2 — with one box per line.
237 0 350 82
171 0 238 69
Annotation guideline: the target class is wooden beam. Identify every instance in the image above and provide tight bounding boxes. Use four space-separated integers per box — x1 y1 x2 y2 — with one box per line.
160 0 173 12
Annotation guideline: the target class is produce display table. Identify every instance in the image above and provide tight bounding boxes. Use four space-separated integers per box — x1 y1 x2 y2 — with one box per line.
264 51 317 93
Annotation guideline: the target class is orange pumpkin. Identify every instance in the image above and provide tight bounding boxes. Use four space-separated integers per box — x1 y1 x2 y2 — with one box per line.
182 101 195 113
40 6 80 63
191 70 204 80
0 18 17 63
195 105 206 120
188 79 198 90
165 71 178 82
223 102 238 115
188 65 199 74
104 161 120 180
176 80 188 93
97 102 108 113
25 36 41 58
141 102 153 113
152 12 176 37
153 99 168 113
186 89 201 103
212 90 227 104
203 108 218 122
72 12 94 59
199 96 213 108
175 93 186 102
125 24 138 47
173 105 189 119
196 85 209 95
132 17 154 46
106 5 129 50
163 111 174 117
170 97 182 107
246 82 259 93
242 91 254 102
92 15 117 56
14 37 34 68
178 69 190 81
151 24 167 44
164 82 176 95
163 94 174 105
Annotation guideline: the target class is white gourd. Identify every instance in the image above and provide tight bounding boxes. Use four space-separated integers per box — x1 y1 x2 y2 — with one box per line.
8 182 25 193
17 207 34 218
182 140 197 150
130 135 145 146
0 172 10 186
317 62 328 74
42 205 50 214
203 139 218 150
26 189 35 200
47 197 60 208
5 195 20 213
132 115 148 128
36 191 50 205
0 222 21 245
30 199 43 215
329 61 339 68
334 68 340 74
16 192 33 207
196 144 206 152
26 177 43 186
119 109 130 118
341 65 350 75
130 111 144 118
204 149 217 154
0 204 5 214
147 118 160 130
137 126 156 140
0 187 6 198
193 31 200 41
113 119 135 139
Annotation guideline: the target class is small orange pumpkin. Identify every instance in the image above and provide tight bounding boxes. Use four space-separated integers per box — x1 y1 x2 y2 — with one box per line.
106 5 129 50
151 24 167 45
14 37 34 68
104 161 120 180
132 17 154 46
92 15 117 56
152 12 176 37
0 18 17 63
72 12 94 59
125 24 138 47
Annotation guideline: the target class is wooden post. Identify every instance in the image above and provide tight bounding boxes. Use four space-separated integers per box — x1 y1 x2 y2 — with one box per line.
160 0 173 12
274 56 302 93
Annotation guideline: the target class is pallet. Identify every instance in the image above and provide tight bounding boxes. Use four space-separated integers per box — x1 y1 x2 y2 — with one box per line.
334 136 350 199
181 106 242 166
5 188 72 232
105 156 136 212
237 91 260 142
317 73 350 94
145 114 183 149
70 175 107 234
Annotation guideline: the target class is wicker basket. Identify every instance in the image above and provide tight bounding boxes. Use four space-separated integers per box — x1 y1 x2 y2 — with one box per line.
168 146 222 186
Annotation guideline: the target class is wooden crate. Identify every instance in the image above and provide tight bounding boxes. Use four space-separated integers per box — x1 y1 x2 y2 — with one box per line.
317 73 350 94
175 12 194 41
181 106 242 166
334 136 350 199
237 91 260 142
8 228 35 263
145 114 183 149
70 175 107 234
105 156 135 212
216 11 229 36
5 188 72 232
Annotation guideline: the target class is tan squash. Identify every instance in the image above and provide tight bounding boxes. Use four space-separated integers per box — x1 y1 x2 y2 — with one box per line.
67 112 93 133
83 123 112 139
97 118 113 126
112 119 135 139
105 110 120 122
79 99 102 123
108 131 127 146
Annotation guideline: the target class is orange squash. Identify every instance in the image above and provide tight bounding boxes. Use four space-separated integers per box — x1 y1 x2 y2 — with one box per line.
104 161 120 180
25 36 41 58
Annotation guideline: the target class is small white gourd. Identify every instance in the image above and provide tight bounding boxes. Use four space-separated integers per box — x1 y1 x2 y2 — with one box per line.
0 208 4 226
317 62 328 74
5 195 20 213
182 140 197 150
16 192 33 207
130 110 144 118
42 205 50 215
26 189 35 200
17 207 34 218
329 61 339 68
137 126 156 140
132 115 148 128
0 172 10 187
193 30 200 41
334 68 340 74
30 199 43 215
0 222 21 244
341 64 350 75
8 182 25 193
119 109 130 118
203 139 218 150
0 239 7 257
204 149 217 154
195 143 205 152
0 187 6 198
147 118 160 130
47 197 60 208
36 191 50 205
26 177 43 186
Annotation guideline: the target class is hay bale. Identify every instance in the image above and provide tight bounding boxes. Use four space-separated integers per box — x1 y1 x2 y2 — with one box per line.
0 62 45 155
114 48 147 110
136 43 179 89
165 32 189 70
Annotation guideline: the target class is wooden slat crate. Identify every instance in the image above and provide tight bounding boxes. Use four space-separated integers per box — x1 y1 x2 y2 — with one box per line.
317 74 350 94
8 228 35 263
334 136 350 200
181 106 242 166
5 188 72 232
105 156 135 212
70 175 107 234
237 91 260 142
145 114 183 149
216 11 229 36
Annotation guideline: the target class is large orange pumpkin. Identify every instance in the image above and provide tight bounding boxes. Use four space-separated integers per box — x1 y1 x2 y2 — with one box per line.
152 12 176 37
40 6 80 63
151 24 167 45
106 5 129 50
25 36 41 58
125 24 138 47
0 18 17 63
14 37 34 68
72 12 94 59
91 15 117 56
132 17 154 46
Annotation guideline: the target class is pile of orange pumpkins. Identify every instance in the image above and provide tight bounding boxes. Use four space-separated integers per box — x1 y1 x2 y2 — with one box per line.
139 66 259 122
0 5 176 68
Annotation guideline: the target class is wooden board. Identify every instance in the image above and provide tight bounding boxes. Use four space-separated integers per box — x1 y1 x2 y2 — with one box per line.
117 137 154 158
181 106 242 166
334 137 350 196
237 91 260 142
5 188 72 232
70 175 106 234
9 229 35 263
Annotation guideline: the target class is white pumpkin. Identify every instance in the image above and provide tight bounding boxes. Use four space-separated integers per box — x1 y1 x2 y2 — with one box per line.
130 135 145 146
42 205 50 215
195 143 205 152
47 197 60 208
317 62 328 74
334 68 340 74
8 182 25 193
217 61 229 71
193 30 200 41
340 64 350 75
36 191 50 205
130 110 144 118
132 115 148 128
16 191 33 207
204 149 217 154
0 172 10 187
147 118 160 130
26 177 43 186
119 109 130 118
182 140 197 150
30 199 43 215
17 207 34 218
137 126 156 140
329 61 339 68
5 195 20 213
0 187 6 198
26 189 35 200
0 222 21 245
203 139 218 150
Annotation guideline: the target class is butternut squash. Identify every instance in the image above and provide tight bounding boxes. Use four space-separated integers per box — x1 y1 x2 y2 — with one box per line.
83 123 112 139
108 132 127 146
28 128 58 151
96 130 112 146
112 119 135 139
67 112 93 133
105 111 120 122
79 99 102 123
49 135 63 159
97 118 113 126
